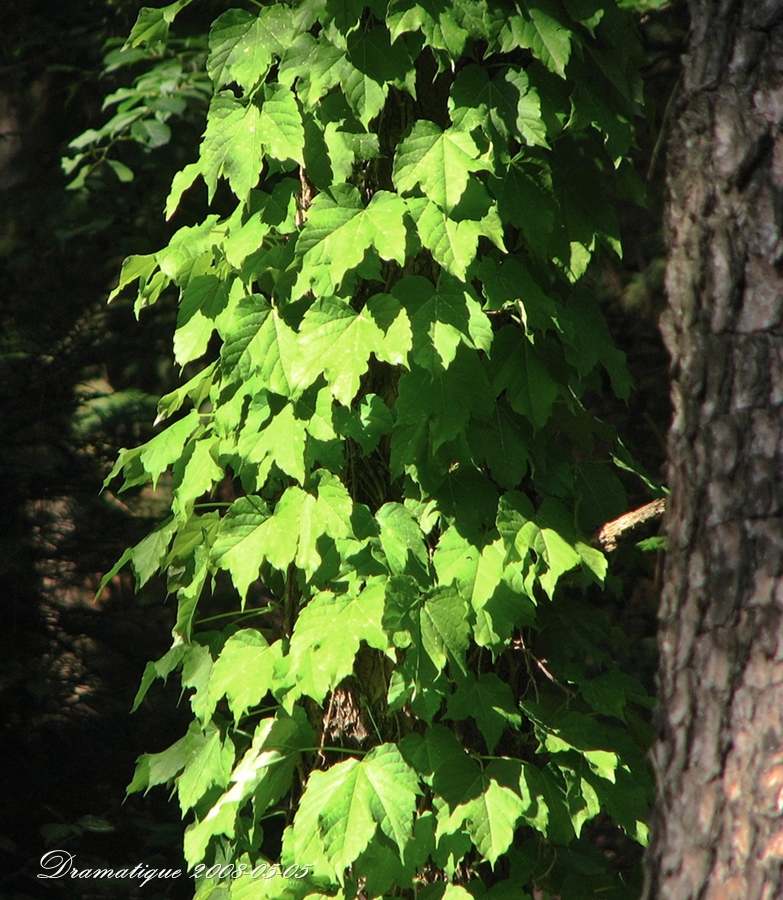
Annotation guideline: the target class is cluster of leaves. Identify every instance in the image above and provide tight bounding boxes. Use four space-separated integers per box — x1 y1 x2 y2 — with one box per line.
63 31 211 189
95 0 658 898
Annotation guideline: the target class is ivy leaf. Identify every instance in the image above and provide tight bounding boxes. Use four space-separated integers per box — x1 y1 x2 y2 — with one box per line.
291 297 384 405
134 409 199 490
377 502 429 578
215 475 351 590
333 394 394 454
208 629 274 722
392 350 494 478
294 187 407 299
156 361 216 425
184 711 309 866
172 437 223 521
468 403 529 491
283 583 389 704
177 722 234 813
223 210 271 269
130 516 177 589
126 0 193 48
518 762 575 844
257 82 305 165
488 327 558 431
346 24 417 97
501 5 573 78
489 159 563 262
181 642 215 724
342 61 389 127
392 274 491 372
238 402 307 486
354 831 413 897
366 293 414 366
437 765 524 865
201 93 265 202
420 586 470 675
477 256 560 333
325 0 365 34
535 497 581 597
165 162 203 221
406 197 483 281
280 33 346 109
211 496 271 599
293 743 420 879
207 7 293 92
387 0 468 59
174 274 232 366
128 731 188 795
221 296 298 398
445 672 522 752
449 65 547 150
393 121 488 212
433 526 479 596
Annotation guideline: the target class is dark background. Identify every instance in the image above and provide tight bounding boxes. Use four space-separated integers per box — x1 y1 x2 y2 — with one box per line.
0 1 686 897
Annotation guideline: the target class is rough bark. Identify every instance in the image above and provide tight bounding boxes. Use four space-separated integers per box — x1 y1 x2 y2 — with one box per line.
644 3 783 899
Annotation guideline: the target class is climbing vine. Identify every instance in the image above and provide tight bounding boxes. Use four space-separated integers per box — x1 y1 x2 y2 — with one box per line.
80 0 660 897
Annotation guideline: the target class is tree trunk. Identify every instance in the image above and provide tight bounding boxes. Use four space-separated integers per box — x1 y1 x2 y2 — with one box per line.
644 3 783 899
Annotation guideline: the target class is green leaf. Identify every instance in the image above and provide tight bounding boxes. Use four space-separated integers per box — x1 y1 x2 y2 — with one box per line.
488 327 558 431
131 643 187 713
518 762 575 844
392 274 491 372
420 586 471 675
341 61 389 127
107 159 135 183
211 496 271 600
387 0 468 59
173 438 223 521
366 293 414 366
136 410 199 490
238 402 308 486
257 82 306 165
392 350 494 479
333 394 394 454
376 502 429 578
280 34 346 109
177 721 235 813
294 186 407 299
156 361 216 425
128 731 188 795
394 121 489 212
207 7 294 92
131 516 177 588
108 253 157 303
433 526 479 596
184 711 309 866
291 297 384 405
215 471 353 593
126 0 193 48
445 673 522 752
221 296 299 398
201 93 265 202
501 5 573 78
208 629 274 722
293 743 420 879
283 583 389 704
174 275 232 366
449 65 547 150
406 198 483 281
489 160 563 262
346 24 417 97
437 764 524 865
